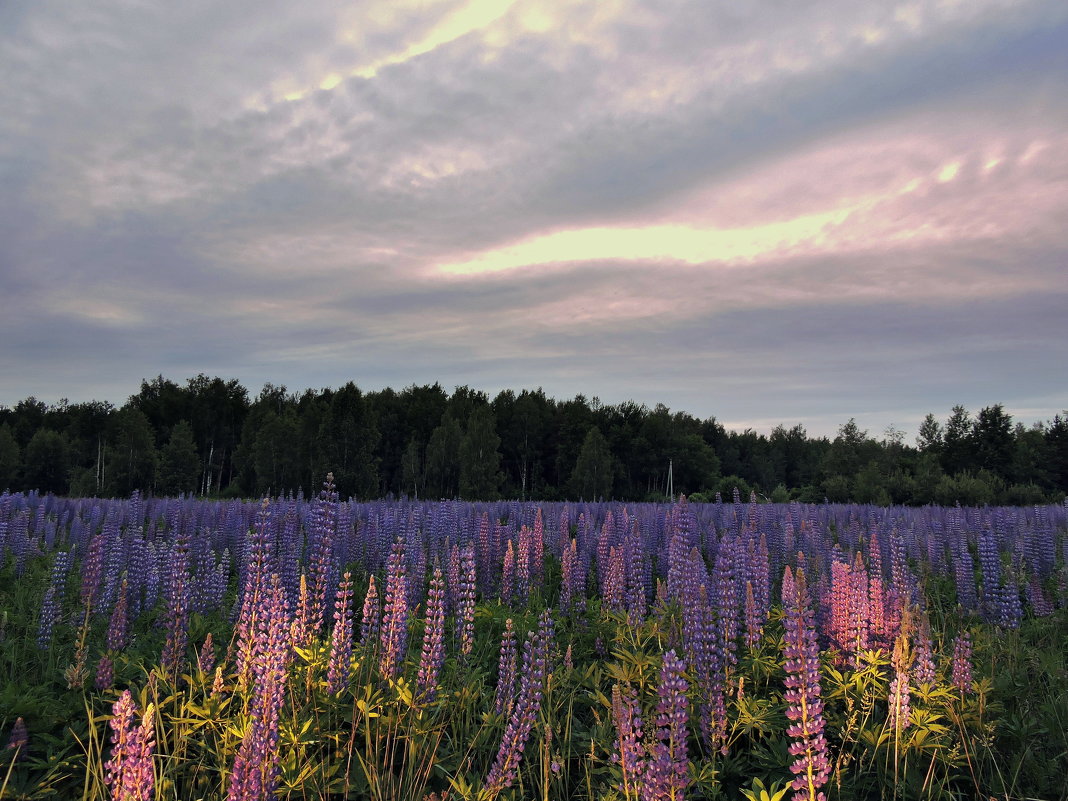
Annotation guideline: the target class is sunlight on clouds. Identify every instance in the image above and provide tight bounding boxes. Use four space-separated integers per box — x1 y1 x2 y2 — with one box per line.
353 0 517 79
436 209 854 276
937 162 960 182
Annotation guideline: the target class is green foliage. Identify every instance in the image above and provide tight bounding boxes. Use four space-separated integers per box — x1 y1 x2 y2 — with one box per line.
571 426 614 500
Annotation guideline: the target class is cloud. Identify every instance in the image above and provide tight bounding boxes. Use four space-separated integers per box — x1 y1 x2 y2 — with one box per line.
1 0 1067 437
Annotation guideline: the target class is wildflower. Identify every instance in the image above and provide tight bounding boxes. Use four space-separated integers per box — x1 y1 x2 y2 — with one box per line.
327 572 355 694
484 611 553 798
644 649 689 801
493 619 518 717
781 566 830 801
610 683 645 798
360 575 381 644
6 717 27 759
104 690 155 801
950 631 972 693
379 538 409 681
416 567 446 702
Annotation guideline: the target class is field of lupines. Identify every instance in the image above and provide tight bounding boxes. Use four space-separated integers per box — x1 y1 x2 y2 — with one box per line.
2 479 1067 801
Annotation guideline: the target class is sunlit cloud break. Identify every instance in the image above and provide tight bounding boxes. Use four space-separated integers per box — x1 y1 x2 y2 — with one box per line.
437 210 854 275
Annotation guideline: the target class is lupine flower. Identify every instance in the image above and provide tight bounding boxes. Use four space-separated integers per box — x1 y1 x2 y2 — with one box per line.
306 474 339 639
643 649 689 801
912 619 937 686
493 619 518 716
416 566 446 702
500 539 515 604
104 690 155 801
781 566 830 801
483 611 553 798
198 633 216 676
457 545 477 657
610 683 645 799
37 549 73 649
160 529 191 683
228 575 290 801
560 538 577 613
327 572 355 695
379 538 409 681
887 670 911 731
360 575 381 644
7 717 28 758
950 631 973 693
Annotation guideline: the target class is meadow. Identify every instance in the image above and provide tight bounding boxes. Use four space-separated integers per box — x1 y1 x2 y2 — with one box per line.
1 479 1066 800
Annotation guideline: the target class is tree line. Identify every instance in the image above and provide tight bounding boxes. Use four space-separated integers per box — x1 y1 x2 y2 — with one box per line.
1 375 1066 505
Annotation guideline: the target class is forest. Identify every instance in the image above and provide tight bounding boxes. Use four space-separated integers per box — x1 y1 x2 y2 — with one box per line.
1 375 1066 505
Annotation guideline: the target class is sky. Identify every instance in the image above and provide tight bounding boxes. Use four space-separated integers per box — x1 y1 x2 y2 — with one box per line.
1 0 1067 439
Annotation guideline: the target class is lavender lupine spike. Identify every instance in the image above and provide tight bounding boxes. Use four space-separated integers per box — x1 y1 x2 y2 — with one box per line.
6 717 28 757
493 618 518 717
235 501 277 689
379 538 409 681
306 473 339 639
228 575 290 801
360 575 381 644
911 616 937 686
500 539 515 605
781 566 830 801
611 683 645 799
160 527 191 683
643 649 689 801
483 613 552 798
416 566 447 702
327 572 355 694
457 545 477 657
37 549 73 649
198 633 216 676
950 631 973 693
104 689 156 801
887 628 911 731
95 579 128 689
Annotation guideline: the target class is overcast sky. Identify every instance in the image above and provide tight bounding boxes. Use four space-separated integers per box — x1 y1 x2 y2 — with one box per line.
2 0 1066 438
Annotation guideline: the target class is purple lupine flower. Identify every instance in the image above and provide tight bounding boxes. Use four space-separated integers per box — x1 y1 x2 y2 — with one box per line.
360 575 381 644
643 649 689 801
104 689 156 801
306 474 339 640
81 528 107 611
950 631 972 693
416 566 446 702
483 611 553 798
235 502 276 689
198 633 216 676
887 669 911 731
493 618 518 717
160 528 191 683
560 538 577 613
327 572 355 694
912 620 937 686
456 545 477 657
228 574 290 801
610 683 645 798
37 549 73 649
379 538 409 681
744 581 762 651
532 508 545 585
516 525 531 605
95 656 115 691
781 566 830 801
6 717 27 760
500 539 515 605
604 546 626 613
